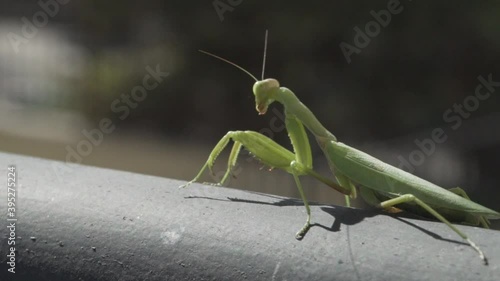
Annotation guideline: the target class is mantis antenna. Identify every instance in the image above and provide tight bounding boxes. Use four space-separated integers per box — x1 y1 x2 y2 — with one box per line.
199 30 269 82
198 50 258 82
261 29 268 80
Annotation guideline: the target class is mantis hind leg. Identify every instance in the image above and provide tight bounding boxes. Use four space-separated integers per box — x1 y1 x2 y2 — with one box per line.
447 187 491 228
358 186 402 213
378 194 488 265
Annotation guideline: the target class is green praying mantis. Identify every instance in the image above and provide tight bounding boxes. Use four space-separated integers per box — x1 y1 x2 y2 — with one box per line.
180 31 500 265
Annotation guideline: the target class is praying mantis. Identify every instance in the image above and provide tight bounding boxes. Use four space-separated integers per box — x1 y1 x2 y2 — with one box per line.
180 31 500 265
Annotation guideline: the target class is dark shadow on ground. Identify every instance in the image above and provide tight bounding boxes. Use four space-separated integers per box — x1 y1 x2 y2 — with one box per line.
185 192 467 246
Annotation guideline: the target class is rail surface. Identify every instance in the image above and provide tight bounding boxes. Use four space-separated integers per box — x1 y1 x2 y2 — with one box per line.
0 152 499 281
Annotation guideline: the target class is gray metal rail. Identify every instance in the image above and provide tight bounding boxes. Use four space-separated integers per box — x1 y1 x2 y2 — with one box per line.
0 152 499 281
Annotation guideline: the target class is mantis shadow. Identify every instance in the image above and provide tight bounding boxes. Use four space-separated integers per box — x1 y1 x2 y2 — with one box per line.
185 193 321 207
319 206 467 246
184 193 467 246
315 206 374 232
185 193 369 235
317 205 469 280
389 216 468 246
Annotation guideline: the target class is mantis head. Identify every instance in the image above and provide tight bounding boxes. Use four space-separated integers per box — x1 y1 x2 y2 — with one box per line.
253 78 279 115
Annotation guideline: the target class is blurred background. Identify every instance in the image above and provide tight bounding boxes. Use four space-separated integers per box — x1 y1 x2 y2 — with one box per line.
0 1 499 228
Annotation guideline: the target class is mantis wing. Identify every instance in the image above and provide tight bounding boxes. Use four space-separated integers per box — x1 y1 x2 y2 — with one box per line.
322 140 500 219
